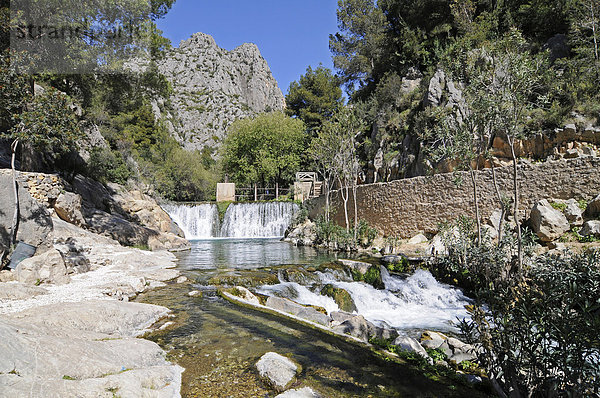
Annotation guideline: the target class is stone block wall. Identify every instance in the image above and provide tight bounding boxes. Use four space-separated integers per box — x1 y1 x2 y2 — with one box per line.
307 157 600 238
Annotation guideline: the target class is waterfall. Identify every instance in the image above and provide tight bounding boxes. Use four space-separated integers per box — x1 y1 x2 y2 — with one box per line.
220 202 298 238
163 203 220 239
163 202 298 239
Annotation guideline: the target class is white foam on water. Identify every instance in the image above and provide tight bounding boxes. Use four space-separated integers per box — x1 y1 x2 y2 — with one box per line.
335 268 471 332
257 282 340 315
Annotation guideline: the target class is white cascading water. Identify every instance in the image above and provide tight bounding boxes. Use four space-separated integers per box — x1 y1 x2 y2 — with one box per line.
163 202 298 239
220 202 298 238
335 268 471 332
163 204 220 239
260 267 471 333
257 282 340 315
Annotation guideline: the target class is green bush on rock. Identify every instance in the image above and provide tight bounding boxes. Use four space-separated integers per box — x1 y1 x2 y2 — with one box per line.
351 265 384 290
320 284 357 313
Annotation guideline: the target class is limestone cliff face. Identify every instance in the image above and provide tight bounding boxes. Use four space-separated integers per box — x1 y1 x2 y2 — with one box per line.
158 33 286 151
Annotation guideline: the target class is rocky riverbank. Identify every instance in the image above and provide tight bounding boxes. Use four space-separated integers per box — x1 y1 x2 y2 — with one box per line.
0 220 186 397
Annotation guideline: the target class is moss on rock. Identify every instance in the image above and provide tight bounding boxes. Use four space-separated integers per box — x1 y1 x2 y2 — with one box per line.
351 265 384 290
207 270 279 288
320 284 357 313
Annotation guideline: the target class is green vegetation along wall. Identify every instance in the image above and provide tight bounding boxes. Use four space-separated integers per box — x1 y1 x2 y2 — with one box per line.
307 156 600 238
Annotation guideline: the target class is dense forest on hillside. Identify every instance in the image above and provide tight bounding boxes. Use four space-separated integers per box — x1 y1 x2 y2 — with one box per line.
327 0 599 182
1 0 599 201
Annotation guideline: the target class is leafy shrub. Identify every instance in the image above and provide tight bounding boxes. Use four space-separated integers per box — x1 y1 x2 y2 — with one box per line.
87 147 133 184
315 217 378 250
314 217 353 249
428 216 537 294
426 348 448 363
290 206 308 227
351 265 384 289
562 227 599 243
435 218 600 397
385 257 410 273
356 219 378 248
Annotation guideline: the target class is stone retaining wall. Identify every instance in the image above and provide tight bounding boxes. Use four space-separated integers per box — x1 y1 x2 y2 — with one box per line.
307 157 600 238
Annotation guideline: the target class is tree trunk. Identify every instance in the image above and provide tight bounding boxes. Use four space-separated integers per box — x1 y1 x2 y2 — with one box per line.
324 178 331 223
339 179 350 233
491 162 506 244
507 135 523 270
470 168 482 245
591 0 599 62
10 139 20 248
352 180 358 242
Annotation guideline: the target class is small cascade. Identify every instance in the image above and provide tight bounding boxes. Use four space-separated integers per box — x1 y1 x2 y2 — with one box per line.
164 202 298 239
163 203 220 239
259 267 472 333
336 268 472 331
220 202 298 238
258 282 340 315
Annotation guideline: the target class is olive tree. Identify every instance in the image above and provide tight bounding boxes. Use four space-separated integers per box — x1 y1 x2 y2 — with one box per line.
431 29 547 269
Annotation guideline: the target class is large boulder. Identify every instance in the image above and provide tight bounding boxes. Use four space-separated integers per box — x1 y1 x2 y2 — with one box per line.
15 248 70 285
439 337 477 364
280 266 322 285
408 233 428 245
0 301 182 397
419 330 447 349
71 174 113 213
529 199 570 242
331 314 377 342
84 209 159 247
338 259 371 275
255 352 299 392
585 194 600 218
54 192 86 227
393 335 431 362
564 199 584 226
0 282 48 300
265 296 331 326
320 284 357 313
580 220 600 238
107 183 185 237
425 69 445 107
0 170 53 256
284 219 317 247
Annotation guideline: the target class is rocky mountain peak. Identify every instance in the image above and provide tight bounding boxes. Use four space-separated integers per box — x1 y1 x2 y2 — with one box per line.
157 32 285 154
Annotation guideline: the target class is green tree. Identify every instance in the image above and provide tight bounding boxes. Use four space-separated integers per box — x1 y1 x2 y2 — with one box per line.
286 64 343 133
9 0 175 74
310 106 365 236
330 0 388 96
439 29 547 268
222 112 305 186
567 0 600 117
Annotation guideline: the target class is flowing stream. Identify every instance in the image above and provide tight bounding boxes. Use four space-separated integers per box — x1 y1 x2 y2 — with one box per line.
139 203 479 397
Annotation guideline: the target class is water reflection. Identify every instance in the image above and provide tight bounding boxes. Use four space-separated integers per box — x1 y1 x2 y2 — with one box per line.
176 238 336 270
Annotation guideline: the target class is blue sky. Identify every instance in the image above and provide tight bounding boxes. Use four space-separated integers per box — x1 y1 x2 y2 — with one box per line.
156 1 339 95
